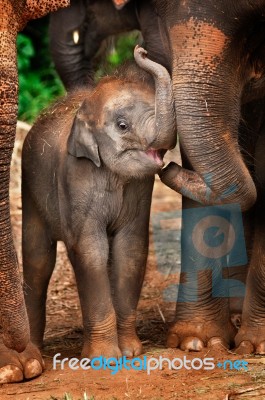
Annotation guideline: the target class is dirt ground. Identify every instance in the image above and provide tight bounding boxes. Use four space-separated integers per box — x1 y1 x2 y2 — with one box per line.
1 123 265 399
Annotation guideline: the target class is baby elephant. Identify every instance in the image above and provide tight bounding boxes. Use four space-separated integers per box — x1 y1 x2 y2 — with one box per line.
22 46 176 360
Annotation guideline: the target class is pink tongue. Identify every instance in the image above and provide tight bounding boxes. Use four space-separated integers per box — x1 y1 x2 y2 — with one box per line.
146 149 163 165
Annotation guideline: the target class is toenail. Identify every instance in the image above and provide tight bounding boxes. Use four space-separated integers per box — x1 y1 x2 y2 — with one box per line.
0 365 23 383
24 359 43 379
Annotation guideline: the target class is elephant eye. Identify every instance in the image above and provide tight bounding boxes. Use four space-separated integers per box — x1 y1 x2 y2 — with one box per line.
117 118 128 132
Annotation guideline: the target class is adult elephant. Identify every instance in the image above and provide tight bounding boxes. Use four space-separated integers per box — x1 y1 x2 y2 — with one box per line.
110 0 265 354
0 0 69 383
49 0 170 90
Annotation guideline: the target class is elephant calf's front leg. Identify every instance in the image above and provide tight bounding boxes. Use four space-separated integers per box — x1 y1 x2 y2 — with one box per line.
111 219 150 358
67 228 121 360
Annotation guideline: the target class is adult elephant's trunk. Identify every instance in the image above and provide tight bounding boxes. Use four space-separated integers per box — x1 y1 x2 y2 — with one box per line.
0 33 29 352
160 20 257 212
134 46 177 150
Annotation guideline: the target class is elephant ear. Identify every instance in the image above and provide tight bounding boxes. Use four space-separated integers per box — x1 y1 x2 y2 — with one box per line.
112 0 130 10
67 108 101 167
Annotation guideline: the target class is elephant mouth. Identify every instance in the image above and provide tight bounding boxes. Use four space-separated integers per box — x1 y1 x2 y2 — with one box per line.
144 148 165 167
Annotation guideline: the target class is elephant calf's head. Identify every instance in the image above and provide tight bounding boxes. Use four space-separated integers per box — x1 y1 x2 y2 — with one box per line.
68 47 177 179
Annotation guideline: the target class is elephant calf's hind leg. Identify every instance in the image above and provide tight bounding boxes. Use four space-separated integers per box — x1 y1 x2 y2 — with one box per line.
22 187 57 347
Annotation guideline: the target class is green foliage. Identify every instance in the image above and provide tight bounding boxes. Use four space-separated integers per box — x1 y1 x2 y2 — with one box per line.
17 32 65 123
107 31 139 67
96 31 140 80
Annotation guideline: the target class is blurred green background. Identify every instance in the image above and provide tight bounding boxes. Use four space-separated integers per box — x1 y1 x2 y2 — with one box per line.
17 17 139 123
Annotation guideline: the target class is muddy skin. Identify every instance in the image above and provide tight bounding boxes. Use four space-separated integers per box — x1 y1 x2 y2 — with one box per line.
0 49 176 383
150 0 265 354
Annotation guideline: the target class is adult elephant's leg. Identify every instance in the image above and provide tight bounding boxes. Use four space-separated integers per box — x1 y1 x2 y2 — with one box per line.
0 0 69 384
0 34 29 353
235 133 265 354
0 36 31 383
228 208 253 327
228 106 257 328
167 155 237 351
167 153 254 350
235 202 265 354
0 133 58 384
0 128 29 350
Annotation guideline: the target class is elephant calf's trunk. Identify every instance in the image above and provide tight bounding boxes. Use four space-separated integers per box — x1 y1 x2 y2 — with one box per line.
160 161 257 211
134 46 176 150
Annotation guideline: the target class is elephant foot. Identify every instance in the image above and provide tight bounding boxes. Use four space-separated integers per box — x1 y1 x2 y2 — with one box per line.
167 319 236 352
235 325 265 354
81 340 122 361
0 341 44 383
118 332 143 357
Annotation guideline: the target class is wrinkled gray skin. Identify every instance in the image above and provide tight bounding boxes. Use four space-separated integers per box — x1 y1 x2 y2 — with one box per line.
0 48 176 382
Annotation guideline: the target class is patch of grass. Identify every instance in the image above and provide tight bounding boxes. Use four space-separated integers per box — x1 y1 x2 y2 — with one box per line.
194 387 210 395
249 365 265 383
49 393 94 400
227 382 245 390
